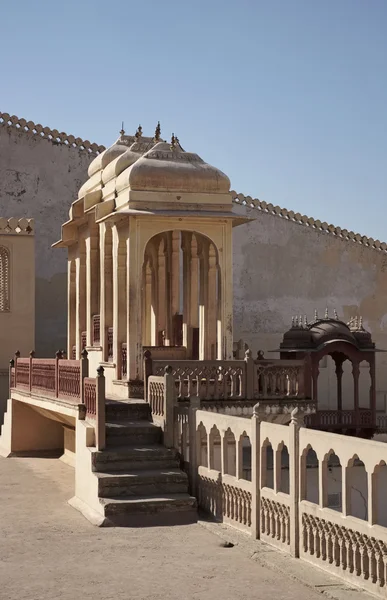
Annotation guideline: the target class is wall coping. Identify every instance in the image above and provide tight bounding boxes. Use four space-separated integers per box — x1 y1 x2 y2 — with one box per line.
231 190 387 254
0 111 105 156
0 217 34 235
1 110 383 253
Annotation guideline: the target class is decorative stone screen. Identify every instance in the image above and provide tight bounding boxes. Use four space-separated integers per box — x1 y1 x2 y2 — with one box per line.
0 246 10 311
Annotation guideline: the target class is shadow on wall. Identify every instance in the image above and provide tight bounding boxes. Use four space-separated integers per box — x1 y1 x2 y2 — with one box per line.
35 273 67 357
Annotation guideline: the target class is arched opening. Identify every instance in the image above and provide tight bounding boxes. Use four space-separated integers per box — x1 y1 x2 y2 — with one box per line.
276 443 289 494
209 425 221 471
323 451 342 511
223 428 236 476
261 440 274 489
240 433 251 481
197 423 208 467
346 455 368 520
143 230 221 360
301 446 319 504
373 461 387 526
341 359 354 410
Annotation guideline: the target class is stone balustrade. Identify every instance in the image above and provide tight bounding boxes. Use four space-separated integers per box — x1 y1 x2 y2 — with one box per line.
169 403 387 596
146 352 307 402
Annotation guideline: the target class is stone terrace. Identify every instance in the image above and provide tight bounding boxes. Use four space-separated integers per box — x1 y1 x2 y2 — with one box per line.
0 455 369 600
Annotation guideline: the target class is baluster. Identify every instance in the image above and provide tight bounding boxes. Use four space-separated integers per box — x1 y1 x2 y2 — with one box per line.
361 542 369 580
314 528 320 558
369 545 377 584
308 526 314 554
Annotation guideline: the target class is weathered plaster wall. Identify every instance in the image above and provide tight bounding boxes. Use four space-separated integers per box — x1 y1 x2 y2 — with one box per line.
233 206 387 410
0 124 94 356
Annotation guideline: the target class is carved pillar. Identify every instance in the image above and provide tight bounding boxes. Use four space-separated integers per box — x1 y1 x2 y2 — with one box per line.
67 258 76 358
190 234 199 359
126 219 142 392
112 224 127 378
207 243 217 360
157 237 167 346
369 356 376 427
143 260 152 347
171 230 180 345
75 238 86 360
85 220 99 347
182 233 190 350
334 357 344 412
99 223 113 362
199 241 209 360
311 359 320 404
352 360 360 427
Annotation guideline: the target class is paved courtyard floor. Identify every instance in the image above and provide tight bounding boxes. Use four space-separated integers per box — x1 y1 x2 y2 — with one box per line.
0 456 372 600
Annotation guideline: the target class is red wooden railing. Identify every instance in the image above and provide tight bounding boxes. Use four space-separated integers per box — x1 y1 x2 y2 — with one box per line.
107 327 113 362
93 315 100 345
84 377 96 416
31 359 56 396
121 343 127 378
58 359 81 399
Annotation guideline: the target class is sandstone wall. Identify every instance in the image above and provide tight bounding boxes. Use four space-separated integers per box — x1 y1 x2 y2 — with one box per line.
233 203 387 410
0 119 96 356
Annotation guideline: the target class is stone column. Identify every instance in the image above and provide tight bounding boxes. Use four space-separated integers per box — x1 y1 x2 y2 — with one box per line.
217 222 233 359
143 261 152 347
112 223 127 378
182 233 190 350
369 357 376 427
251 404 261 539
85 220 99 347
99 223 113 362
352 360 360 426
171 230 180 345
75 238 86 360
199 241 209 359
368 469 377 526
311 360 320 403
67 258 76 358
289 407 303 558
126 219 142 391
189 234 199 358
334 357 344 412
207 243 217 360
157 236 167 346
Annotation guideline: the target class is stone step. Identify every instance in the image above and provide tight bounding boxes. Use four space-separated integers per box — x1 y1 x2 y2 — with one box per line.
105 421 161 447
92 445 181 473
100 494 198 527
105 400 150 422
97 469 188 498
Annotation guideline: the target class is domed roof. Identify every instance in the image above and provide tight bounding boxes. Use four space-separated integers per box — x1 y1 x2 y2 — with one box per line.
116 140 230 195
280 314 375 351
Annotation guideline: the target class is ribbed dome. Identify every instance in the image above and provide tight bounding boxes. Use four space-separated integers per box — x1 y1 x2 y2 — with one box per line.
116 141 230 194
280 318 375 351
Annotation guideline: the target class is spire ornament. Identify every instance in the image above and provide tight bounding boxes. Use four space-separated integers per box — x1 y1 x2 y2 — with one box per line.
325 307 329 319
120 121 125 137
154 121 161 142
135 125 143 140
170 133 176 150
334 309 338 320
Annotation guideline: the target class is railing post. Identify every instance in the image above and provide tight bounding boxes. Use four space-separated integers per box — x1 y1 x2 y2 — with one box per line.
29 350 35 392
9 359 14 398
189 395 200 497
251 402 262 539
289 407 303 558
163 365 176 448
55 350 62 398
96 366 106 451
14 350 20 387
80 348 89 404
245 348 254 399
143 350 152 401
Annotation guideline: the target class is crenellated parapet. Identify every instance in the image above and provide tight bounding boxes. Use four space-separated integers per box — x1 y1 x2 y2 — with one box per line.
0 112 105 156
231 190 387 253
0 217 34 235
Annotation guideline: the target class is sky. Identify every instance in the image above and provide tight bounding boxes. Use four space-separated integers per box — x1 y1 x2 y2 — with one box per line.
1 0 386 240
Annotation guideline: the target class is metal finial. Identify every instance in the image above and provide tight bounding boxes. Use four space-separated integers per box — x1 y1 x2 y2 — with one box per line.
135 125 143 140
295 315 299 328
354 316 359 329
334 309 338 320
299 315 303 328
314 309 318 321
175 136 180 146
170 133 176 149
359 316 363 329
154 121 161 142
120 121 125 136
304 315 308 327
325 307 329 319
291 316 295 328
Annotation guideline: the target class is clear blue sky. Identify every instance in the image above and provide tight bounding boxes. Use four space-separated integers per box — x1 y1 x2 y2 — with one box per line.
2 1 386 240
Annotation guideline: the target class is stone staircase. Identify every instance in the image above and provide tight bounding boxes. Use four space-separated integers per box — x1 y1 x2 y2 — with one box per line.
90 399 197 526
